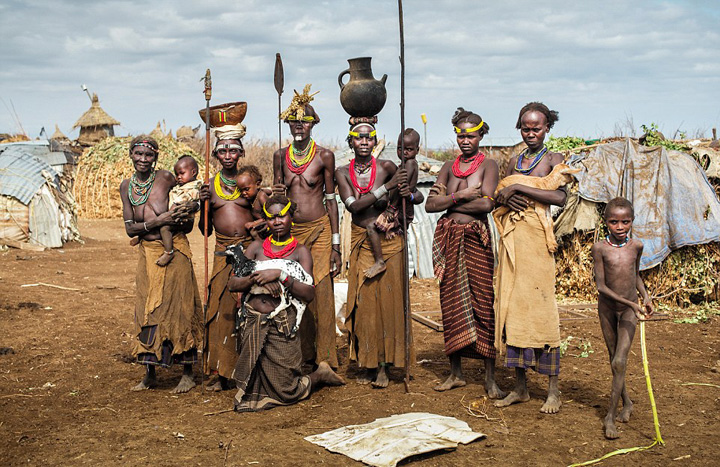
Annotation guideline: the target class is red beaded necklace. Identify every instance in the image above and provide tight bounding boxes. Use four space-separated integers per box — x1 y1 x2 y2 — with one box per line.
349 157 376 194
451 152 486 178
285 139 317 175
262 236 298 259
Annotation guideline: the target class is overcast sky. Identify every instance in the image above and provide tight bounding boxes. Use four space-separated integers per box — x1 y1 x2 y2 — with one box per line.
2 0 719 149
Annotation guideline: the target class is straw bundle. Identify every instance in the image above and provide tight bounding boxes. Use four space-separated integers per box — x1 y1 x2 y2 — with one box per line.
555 221 720 305
73 135 203 219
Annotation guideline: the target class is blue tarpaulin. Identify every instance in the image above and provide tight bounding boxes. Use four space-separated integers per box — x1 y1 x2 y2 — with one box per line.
572 138 720 270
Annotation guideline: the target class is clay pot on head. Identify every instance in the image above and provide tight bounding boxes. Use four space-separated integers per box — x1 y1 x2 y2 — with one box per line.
338 57 388 118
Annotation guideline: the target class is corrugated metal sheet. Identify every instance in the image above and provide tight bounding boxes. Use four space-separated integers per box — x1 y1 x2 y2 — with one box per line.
0 144 58 205
0 195 29 242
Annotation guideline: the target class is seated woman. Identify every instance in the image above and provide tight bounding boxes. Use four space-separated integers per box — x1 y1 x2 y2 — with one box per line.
228 194 345 412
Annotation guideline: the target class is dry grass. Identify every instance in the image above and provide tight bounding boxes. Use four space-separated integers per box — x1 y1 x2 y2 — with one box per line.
73 135 203 219
73 136 343 218
555 227 720 306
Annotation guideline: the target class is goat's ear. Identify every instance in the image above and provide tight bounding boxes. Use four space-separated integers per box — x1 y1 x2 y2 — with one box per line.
559 164 581 174
215 251 227 256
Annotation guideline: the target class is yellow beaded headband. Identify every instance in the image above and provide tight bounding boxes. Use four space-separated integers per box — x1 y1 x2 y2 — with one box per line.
263 200 292 218
286 115 316 122
349 129 377 138
454 120 484 134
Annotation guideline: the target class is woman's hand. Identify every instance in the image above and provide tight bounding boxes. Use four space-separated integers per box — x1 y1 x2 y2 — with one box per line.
172 200 199 217
429 182 446 197
199 183 211 201
154 211 176 227
251 270 283 297
497 184 528 211
252 269 281 286
455 183 482 202
271 184 287 196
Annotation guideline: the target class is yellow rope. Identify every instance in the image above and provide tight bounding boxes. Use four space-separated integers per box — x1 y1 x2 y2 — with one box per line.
568 321 664 467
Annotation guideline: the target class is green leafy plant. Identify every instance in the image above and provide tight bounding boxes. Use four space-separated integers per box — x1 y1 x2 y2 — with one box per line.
672 302 720 324
546 135 587 152
560 336 595 358
640 122 690 151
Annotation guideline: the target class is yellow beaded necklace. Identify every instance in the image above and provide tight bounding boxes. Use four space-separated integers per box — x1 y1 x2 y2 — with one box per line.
214 173 240 200
270 236 295 246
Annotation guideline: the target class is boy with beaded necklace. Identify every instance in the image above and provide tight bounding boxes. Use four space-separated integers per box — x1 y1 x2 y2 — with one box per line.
591 197 653 439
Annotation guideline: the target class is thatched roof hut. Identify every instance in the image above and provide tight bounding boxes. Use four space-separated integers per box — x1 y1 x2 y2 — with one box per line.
50 124 69 141
72 94 120 146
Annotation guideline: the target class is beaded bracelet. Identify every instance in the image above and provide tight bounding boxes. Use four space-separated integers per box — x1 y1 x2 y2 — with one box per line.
451 193 457 204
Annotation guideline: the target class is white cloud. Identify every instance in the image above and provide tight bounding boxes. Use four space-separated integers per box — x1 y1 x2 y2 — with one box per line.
1 0 719 145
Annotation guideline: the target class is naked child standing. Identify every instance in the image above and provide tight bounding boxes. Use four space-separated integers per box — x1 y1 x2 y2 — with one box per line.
592 197 653 439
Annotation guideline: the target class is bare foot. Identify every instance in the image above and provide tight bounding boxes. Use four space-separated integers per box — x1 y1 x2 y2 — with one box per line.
434 374 467 392
617 402 633 423
364 260 386 279
371 366 390 388
357 368 375 385
494 390 530 408
314 361 346 386
131 373 157 391
205 381 222 392
171 374 196 394
205 380 232 392
486 382 506 400
129 237 140 246
156 251 174 267
540 393 562 414
604 417 620 439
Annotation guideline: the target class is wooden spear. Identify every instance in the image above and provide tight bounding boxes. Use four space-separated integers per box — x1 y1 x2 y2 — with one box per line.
397 0 412 393
202 69 212 390
274 53 284 151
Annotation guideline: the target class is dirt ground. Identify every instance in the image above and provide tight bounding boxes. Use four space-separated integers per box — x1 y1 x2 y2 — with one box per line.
1 219 719 466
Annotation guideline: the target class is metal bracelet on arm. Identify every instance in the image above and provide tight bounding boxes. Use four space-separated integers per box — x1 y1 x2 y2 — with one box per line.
371 184 388 200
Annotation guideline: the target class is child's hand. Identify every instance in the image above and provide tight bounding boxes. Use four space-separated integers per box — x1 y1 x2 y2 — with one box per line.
631 302 646 321
643 298 654 318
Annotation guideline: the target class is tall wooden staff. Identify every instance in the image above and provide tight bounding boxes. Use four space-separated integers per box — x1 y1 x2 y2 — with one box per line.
274 53 284 151
397 0 412 393
202 69 212 390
